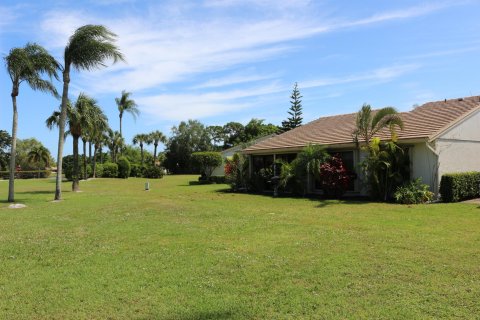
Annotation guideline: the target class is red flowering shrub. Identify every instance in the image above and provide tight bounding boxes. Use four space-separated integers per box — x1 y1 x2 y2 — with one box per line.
224 162 233 175
319 155 350 198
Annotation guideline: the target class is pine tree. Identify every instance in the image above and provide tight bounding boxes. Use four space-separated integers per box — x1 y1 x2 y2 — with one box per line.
281 82 303 132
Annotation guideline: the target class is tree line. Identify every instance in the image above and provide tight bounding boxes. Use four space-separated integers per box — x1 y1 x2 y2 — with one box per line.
3 23 306 202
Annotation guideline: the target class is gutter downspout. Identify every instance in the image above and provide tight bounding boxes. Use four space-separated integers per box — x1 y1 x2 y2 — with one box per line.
425 141 440 197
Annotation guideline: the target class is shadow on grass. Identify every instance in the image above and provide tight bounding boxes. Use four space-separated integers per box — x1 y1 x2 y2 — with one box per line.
158 310 236 320
17 190 55 195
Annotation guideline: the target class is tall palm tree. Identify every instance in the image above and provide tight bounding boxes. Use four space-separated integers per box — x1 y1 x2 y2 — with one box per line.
353 104 404 150
91 118 109 178
80 101 107 180
106 129 124 163
132 133 150 166
148 130 167 165
47 94 98 192
4 43 59 202
54 25 124 200
27 146 51 178
116 90 139 137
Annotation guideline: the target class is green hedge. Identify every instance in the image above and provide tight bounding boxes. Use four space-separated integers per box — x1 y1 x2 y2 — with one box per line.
439 172 480 202
0 170 51 179
102 162 118 178
117 157 131 179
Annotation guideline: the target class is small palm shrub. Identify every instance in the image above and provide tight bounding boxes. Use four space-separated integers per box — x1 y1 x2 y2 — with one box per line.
143 166 164 179
225 153 249 192
117 157 131 179
102 162 118 178
394 179 434 204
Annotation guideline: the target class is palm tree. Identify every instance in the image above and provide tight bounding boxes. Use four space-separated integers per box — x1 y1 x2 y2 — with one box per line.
86 107 108 178
132 133 150 166
148 130 167 166
353 104 404 150
80 102 107 180
4 43 59 202
106 129 124 163
54 25 124 200
91 122 109 178
47 94 99 192
27 146 51 178
116 90 139 137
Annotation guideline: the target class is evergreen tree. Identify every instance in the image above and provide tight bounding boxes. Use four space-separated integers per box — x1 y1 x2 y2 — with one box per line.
281 82 303 132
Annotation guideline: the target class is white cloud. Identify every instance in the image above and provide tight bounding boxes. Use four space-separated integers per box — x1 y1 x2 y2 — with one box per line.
191 71 280 89
137 82 283 121
35 1 452 121
301 64 420 89
137 63 420 122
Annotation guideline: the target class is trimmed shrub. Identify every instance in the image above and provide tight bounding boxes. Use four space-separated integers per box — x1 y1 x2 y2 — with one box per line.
94 164 104 178
191 152 222 178
394 178 434 204
64 164 92 181
143 166 164 179
0 170 51 179
440 172 480 202
102 162 118 178
117 157 131 179
130 164 144 177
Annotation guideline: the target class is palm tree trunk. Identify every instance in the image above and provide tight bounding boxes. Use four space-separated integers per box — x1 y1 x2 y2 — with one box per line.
88 141 92 164
93 145 98 178
72 135 80 192
55 67 70 200
83 139 87 180
140 144 144 166
100 145 103 163
119 114 122 137
153 143 158 166
8 91 18 202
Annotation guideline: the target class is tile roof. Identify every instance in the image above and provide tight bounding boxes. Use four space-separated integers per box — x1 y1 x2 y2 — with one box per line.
244 96 480 153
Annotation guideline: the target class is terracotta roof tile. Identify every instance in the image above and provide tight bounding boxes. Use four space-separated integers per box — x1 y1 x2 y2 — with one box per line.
244 96 480 153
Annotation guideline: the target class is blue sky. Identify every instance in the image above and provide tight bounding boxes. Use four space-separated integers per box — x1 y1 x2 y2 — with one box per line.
1 0 480 155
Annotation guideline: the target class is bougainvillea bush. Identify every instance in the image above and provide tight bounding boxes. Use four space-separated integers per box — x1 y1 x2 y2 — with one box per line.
319 155 350 198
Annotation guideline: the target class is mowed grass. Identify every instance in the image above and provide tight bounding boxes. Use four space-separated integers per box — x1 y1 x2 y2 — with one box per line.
0 176 479 319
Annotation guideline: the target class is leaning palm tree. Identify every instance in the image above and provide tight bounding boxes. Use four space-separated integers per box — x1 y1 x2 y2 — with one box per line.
54 25 124 200
27 146 51 178
116 90 139 137
4 43 59 202
47 93 98 192
132 133 150 166
148 130 167 166
352 104 404 150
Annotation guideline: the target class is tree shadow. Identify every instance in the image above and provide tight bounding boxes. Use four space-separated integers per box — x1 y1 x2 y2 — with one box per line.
145 310 236 320
17 190 55 195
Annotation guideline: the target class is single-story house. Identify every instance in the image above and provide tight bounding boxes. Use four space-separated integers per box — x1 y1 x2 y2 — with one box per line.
243 96 480 196
211 134 277 177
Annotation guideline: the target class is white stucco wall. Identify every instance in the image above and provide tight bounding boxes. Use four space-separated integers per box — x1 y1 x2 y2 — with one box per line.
411 109 480 194
211 148 237 176
436 110 480 182
410 142 438 191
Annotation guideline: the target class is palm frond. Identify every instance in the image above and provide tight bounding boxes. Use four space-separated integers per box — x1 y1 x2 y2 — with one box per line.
65 25 125 71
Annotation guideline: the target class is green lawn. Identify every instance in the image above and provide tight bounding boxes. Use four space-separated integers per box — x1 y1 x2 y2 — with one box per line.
0 176 479 319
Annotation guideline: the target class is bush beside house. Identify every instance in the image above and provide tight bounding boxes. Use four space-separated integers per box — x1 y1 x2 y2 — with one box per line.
440 172 480 202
